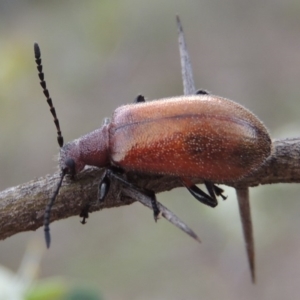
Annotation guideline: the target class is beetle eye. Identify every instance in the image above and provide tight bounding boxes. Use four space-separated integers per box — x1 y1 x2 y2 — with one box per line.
64 157 76 174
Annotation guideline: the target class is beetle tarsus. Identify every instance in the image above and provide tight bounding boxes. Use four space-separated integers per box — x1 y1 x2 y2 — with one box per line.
196 89 210 95
213 184 227 200
203 181 227 201
80 204 90 224
134 95 146 103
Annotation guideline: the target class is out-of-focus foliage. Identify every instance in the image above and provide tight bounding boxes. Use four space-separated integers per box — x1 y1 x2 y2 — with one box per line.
0 240 102 300
1 1 300 299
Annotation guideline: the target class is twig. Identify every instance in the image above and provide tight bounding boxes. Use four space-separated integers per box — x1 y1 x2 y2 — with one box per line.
1 138 299 241
176 15 196 95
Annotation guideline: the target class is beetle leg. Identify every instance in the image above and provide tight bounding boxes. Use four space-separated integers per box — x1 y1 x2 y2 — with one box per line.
134 95 146 103
187 185 218 208
99 168 160 221
204 181 227 201
212 184 227 200
79 168 117 224
196 89 209 95
145 190 160 222
79 168 114 224
79 204 90 224
181 178 218 208
204 181 217 200
98 167 126 203
98 169 111 203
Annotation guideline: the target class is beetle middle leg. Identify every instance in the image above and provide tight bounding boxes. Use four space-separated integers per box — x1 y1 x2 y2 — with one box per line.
98 168 161 221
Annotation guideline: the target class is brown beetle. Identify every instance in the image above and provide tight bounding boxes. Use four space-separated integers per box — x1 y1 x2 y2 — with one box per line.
34 43 272 248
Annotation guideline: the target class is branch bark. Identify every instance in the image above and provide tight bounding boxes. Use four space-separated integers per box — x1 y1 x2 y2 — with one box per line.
1 16 300 246
0 138 299 241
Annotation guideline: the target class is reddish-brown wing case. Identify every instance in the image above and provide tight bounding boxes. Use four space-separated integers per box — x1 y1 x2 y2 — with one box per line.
109 95 271 181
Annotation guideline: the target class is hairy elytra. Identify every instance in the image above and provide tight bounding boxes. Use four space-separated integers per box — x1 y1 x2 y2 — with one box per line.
62 95 271 181
34 42 272 249
110 95 271 180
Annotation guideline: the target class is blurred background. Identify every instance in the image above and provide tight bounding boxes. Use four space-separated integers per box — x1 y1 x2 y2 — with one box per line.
1 0 300 299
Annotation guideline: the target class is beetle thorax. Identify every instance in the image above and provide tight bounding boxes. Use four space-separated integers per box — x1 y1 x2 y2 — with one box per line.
59 125 110 175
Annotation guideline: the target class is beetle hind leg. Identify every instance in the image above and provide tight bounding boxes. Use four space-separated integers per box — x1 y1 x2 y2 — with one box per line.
77 169 112 225
181 178 218 208
205 181 227 201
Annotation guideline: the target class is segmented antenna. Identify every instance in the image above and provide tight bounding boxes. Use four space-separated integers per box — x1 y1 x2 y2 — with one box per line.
34 43 64 147
34 43 66 248
44 170 67 248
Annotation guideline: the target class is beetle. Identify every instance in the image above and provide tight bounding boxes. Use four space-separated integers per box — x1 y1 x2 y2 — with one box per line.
34 43 272 248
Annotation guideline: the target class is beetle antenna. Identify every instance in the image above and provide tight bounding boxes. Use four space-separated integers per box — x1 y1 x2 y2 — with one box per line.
34 42 64 147
34 43 67 248
44 170 67 248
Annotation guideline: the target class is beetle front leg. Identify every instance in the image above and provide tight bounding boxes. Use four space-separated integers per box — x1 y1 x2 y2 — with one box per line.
78 170 111 224
78 169 111 224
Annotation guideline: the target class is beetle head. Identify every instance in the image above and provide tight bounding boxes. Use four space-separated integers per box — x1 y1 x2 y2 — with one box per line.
59 140 86 177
